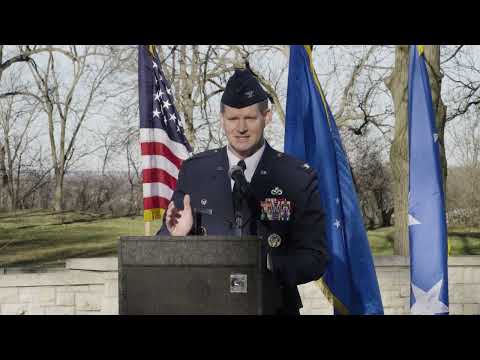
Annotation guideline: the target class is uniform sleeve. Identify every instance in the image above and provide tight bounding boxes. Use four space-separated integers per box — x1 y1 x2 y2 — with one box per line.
270 171 329 287
156 161 190 236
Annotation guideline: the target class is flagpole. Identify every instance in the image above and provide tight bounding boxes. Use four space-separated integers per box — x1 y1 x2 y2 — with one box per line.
138 44 192 239
144 221 151 236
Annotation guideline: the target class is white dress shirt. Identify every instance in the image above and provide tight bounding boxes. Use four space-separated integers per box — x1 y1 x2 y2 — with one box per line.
226 141 266 190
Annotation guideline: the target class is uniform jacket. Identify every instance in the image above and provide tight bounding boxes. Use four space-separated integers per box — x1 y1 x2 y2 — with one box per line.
158 142 329 314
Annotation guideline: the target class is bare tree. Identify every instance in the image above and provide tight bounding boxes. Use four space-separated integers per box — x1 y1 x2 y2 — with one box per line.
26 45 121 211
0 65 47 210
446 107 480 225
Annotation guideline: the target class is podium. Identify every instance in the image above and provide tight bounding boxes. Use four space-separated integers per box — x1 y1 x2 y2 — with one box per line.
119 235 279 315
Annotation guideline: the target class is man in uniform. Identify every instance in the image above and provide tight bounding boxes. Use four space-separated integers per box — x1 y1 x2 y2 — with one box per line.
158 67 329 315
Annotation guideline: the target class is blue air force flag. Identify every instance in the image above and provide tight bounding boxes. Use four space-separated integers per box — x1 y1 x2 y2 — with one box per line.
285 45 383 315
408 45 449 315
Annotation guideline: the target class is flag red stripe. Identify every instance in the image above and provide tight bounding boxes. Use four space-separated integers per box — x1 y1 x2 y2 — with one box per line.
141 142 183 168
142 168 178 189
144 196 170 211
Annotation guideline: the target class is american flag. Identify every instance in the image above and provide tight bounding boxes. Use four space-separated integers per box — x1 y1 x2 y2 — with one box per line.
138 45 192 222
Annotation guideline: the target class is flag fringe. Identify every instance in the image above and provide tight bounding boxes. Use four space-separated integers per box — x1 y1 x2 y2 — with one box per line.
315 277 350 315
144 208 165 222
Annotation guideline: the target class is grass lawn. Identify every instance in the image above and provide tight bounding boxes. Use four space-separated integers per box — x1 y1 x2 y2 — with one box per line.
0 210 146 268
367 226 480 256
0 210 479 268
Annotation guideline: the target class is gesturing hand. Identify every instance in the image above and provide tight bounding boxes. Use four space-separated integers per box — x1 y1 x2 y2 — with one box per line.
165 194 193 236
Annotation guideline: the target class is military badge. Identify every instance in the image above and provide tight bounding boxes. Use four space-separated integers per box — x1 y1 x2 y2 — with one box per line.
268 233 282 248
270 186 283 196
245 90 254 98
260 198 292 221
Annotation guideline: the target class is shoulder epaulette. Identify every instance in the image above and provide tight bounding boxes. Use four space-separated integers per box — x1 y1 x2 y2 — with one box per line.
274 150 314 175
184 148 222 162
298 161 315 174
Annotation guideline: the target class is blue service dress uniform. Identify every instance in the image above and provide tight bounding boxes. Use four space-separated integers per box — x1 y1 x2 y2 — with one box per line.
158 142 329 314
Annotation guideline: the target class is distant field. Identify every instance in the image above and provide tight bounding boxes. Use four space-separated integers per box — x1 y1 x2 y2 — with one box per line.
0 210 479 267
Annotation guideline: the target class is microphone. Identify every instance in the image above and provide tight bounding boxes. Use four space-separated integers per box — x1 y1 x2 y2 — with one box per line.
228 165 250 196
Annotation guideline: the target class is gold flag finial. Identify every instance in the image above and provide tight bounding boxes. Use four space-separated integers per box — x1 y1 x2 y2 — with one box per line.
417 45 425 56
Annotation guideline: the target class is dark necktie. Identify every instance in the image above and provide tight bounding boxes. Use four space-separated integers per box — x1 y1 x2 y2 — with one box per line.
232 160 248 235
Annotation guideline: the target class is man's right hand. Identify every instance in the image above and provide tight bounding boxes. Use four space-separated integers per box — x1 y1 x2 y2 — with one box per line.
165 194 193 236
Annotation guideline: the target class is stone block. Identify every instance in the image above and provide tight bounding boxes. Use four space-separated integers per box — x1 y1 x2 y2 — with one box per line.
384 294 407 308
299 297 312 310
464 268 475 283
88 285 104 293
0 288 19 303
27 304 45 315
472 268 480 283
448 268 464 284
75 293 102 311
463 284 480 303
44 306 75 315
383 307 396 315
0 271 104 288
395 271 410 285
373 256 409 267
103 272 119 281
56 285 90 293
300 282 322 299
104 280 118 298
310 298 330 310
76 310 101 315
380 289 400 303
296 284 306 297
56 292 75 306
389 307 407 315
2 303 29 315
377 271 396 283
399 286 410 298
378 279 397 291
19 287 55 305
66 257 118 271
450 284 465 303
449 303 463 315
308 308 333 315
448 256 480 266
101 297 119 315
463 304 480 315
299 308 310 315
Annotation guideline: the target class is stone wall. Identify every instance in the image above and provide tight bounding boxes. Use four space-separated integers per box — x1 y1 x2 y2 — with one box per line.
298 256 480 315
0 258 118 315
1 256 480 315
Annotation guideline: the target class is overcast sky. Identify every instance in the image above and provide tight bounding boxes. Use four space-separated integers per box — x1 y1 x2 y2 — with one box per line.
3 45 476 174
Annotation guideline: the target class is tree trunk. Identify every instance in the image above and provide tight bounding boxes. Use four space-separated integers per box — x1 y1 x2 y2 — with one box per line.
385 45 410 256
423 46 448 196
54 170 64 212
385 45 447 256
178 45 196 147
0 144 7 209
